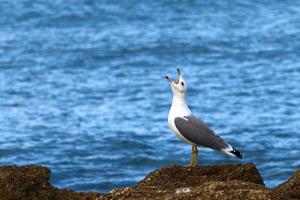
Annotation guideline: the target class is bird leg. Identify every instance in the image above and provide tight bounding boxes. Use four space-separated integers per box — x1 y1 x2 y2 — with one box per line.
188 146 195 167
188 145 198 167
194 146 198 165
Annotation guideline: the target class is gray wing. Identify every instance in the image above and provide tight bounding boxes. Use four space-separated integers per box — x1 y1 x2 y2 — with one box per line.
174 116 229 151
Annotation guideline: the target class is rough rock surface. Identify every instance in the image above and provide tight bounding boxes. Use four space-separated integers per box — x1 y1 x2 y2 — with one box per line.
0 165 101 200
100 163 281 200
274 169 300 199
0 163 299 200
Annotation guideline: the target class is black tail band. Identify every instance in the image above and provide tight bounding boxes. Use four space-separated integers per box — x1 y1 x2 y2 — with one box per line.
230 147 244 159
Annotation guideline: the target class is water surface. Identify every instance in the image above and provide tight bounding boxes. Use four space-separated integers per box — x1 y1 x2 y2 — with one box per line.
0 0 300 192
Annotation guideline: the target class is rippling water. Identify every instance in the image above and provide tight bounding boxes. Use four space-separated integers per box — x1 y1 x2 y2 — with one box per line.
1 0 300 192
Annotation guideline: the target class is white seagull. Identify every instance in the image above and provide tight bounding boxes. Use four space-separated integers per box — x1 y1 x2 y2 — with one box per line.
165 68 243 167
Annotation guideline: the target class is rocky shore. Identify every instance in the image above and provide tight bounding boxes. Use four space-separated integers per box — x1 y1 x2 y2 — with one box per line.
0 163 299 200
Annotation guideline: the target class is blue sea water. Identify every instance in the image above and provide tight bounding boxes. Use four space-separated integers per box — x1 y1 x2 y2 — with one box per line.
1 0 300 193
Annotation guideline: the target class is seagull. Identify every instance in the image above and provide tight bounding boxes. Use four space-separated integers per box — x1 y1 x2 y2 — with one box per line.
165 68 243 167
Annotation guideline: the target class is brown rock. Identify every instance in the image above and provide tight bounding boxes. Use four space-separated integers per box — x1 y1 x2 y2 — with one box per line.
164 180 275 200
0 165 101 200
273 169 300 199
138 162 265 189
1 163 299 200
100 162 280 200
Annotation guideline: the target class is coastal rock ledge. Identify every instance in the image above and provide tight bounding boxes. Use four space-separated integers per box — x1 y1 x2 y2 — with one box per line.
0 163 299 200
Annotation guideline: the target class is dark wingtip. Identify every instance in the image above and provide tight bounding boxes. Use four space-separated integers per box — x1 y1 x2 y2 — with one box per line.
231 148 244 159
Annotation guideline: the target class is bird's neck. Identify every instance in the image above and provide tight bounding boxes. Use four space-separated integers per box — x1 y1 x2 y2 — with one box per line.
170 93 192 116
172 93 187 106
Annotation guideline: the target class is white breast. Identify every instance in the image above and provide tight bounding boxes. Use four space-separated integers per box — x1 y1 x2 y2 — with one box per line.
168 103 194 145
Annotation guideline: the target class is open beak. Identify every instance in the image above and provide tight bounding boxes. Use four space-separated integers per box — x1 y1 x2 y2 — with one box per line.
165 68 182 84
177 68 181 80
165 75 173 83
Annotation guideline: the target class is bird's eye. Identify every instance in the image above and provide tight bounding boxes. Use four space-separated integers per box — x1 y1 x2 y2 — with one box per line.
181 82 184 86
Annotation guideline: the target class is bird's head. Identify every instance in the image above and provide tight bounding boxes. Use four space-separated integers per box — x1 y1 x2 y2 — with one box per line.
165 68 187 96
